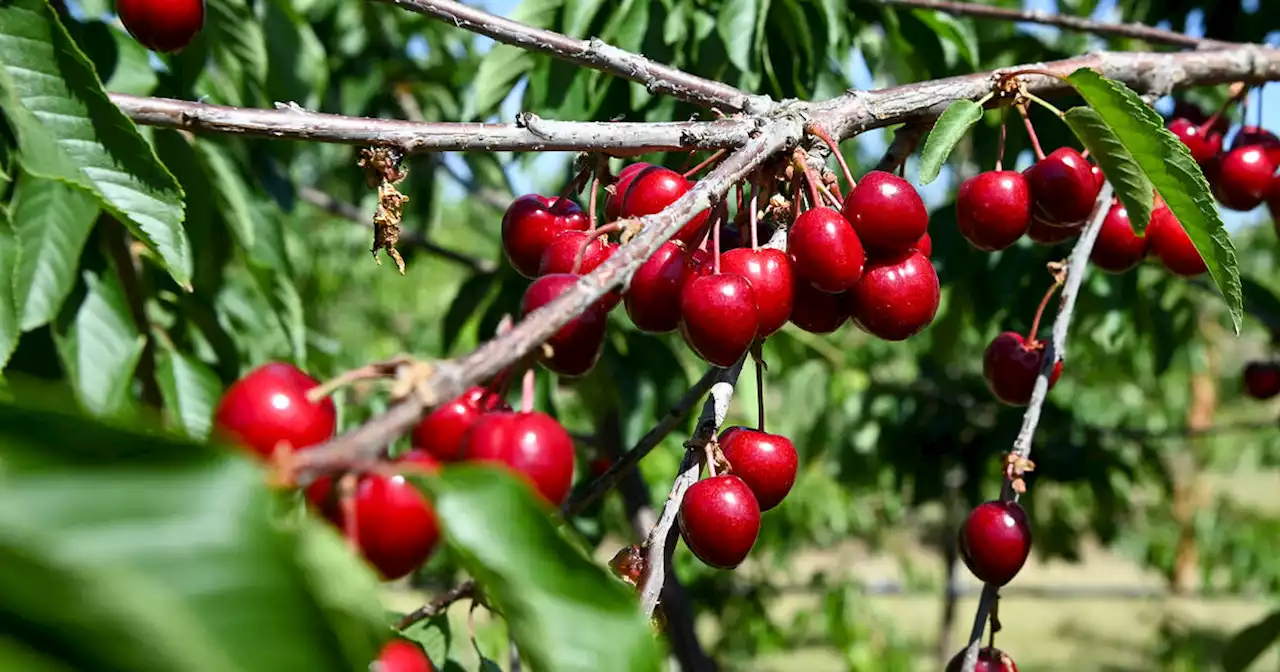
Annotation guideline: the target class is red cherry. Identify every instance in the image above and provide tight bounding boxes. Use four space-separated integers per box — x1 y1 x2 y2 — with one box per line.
787 207 864 292
463 411 576 506
117 0 204 52
1167 117 1224 164
376 640 436 672
841 171 929 253
606 162 653 221
620 167 711 247
959 500 1032 586
955 171 1032 251
983 332 1063 406
1231 125 1280 158
689 247 713 273
520 274 607 377
789 282 849 334
350 450 442 580
679 273 759 367
1213 146 1276 211
945 647 1019 672
719 248 794 337
624 241 693 333
1147 206 1207 277
1090 163 1106 190
538 231 613 275
1025 147 1100 226
1244 362 1280 400
1089 200 1148 274
501 195 589 278
846 250 939 341
1025 214 1082 245
718 427 798 511
213 362 336 459
678 474 761 569
411 386 503 462
914 231 933 258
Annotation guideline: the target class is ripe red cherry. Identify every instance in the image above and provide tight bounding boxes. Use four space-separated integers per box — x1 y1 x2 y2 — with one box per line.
520 274 607 377
1167 117 1224 164
624 241 692 333
606 162 653 221
501 195 589 278
1147 206 1207 276
1026 214 1082 245
1090 200 1148 274
958 500 1032 586
846 250 939 341
117 0 205 52
787 207 865 292
376 640 435 672
678 474 761 569
956 171 1032 251
1090 163 1106 189
679 273 759 367
983 332 1063 406
914 232 933 258
719 248 794 337
463 411 576 506
945 647 1019 672
411 386 503 462
538 231 613 275
789 282 849 334
1232 125 1280 157
1213 146 1276 211
718 427 798 511
1244 362 1280 400
620 167 711 247
213 362 336 459
1025 147 1100 226
841 171 929 253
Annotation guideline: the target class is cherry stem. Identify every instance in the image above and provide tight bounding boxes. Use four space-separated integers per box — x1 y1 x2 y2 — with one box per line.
1027 276 1065 343
554 164 591 209
806 122 857 190
713 204 723 275
1079 148 1091 160
339 473 360 553
815 180 842 209
790 172 806 218
996 108 1008 172
520 368 535 414
683 149 727 179
793 150 824 212
571 222 623 274
1018 102 1046 161
749 182 760 251
586 174 600 231
755 355 765 433
1200 84 1248 135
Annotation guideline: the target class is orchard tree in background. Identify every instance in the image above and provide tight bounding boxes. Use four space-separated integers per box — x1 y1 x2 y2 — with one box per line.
5 0 1280 670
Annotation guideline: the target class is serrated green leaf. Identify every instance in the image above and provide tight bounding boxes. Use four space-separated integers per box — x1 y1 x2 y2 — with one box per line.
1065 67 1242 333
155 348 223 440
1063 106 1154 232
0 0 191 288
719 0 762 72
0 207 17 371
402 614 452 666
9 172 100 331
1223 609 1280 672
410 466 664 672
54 270 145 417
918 100 983 185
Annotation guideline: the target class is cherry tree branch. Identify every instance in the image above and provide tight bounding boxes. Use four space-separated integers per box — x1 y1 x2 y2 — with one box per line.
959 182 1114 672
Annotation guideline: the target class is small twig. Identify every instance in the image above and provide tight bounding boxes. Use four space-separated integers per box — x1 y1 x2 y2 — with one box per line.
395 580 478 630
874 123 927 174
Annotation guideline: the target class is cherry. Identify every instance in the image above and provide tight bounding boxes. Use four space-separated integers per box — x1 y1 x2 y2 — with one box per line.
678 474 761 569
1244 362 1280 400
1167 117 1224 164
538 231 614 275
589 456 613 478
789 282 849 334
1090 200 1148 274
1232 125 1280 158
624 241 692 333
117 0 204 52
1025 147 1100 226
1147 206 1207 277
606 162 653 221
958 500 1032 586
375 640 436 672
520 274 607 377
213 362 336 459
1212 146 1276 211
944 647 1019 672
411 386 504 462
841 171 930 253
719 247 794 337
955 171 1032 251
501 195 589 278
846 250 939 341
620 166 711 247
718 427 798 511
914 231 933 258
679 273 759 367
1091 163 1106 190
787 207 865 293
1025 214 1082 245
463 411 576 506
983 332 1063 406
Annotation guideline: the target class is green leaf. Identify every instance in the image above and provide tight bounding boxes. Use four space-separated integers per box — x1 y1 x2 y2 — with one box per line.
564 0 607 37
194 141 257 251
201 0 269 106
470 0 562 117
1223 609 1280 672
917 100 983 185
263 0 329 109
910 10 978 69
1063 106 1154 232
1065 67 1242 333
412 466 664 672
0 0 192 289
155 348 223 441
54 270 145 417
719 0 762 72
402 614 452 665
294 517 389 667
0 207 18 371
9 171 100 332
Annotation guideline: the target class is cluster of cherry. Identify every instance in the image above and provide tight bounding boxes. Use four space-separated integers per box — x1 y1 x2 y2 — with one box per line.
1167 100 1280 220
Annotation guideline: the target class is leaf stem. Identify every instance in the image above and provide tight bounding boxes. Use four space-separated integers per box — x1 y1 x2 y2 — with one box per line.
1022 91 1065 118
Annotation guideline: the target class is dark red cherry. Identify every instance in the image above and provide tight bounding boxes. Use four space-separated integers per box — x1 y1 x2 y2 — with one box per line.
914 232 933 258
787 207 864 293
958 500 1032 586
1213 146 1276 211
718 427 798 511
620 167 711 247
1025 147 1100 226
956 171 1032 251
1269 176 1280 229
1090 163 1106 190
1147 206 1207 276
983 332 1063 406
678 474 761 569
213 362 336 459
502 195 589 278
1244 362 1280 400
1026 214 1083 245
945 646 1019 672
463 411 576 506
841 171 929 253
538 231 613 275
719 247 794 337
350 450 442 580
117 0 205 52
1167 117 1225 164
376 640 436 672
1232 124 1280 160
789 282 849 334
520 274 607 377
624 241 692 333
679 273 759 367
411 386 503 462
606 162 653 221
846 250 939 341
1090 200 1148 274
